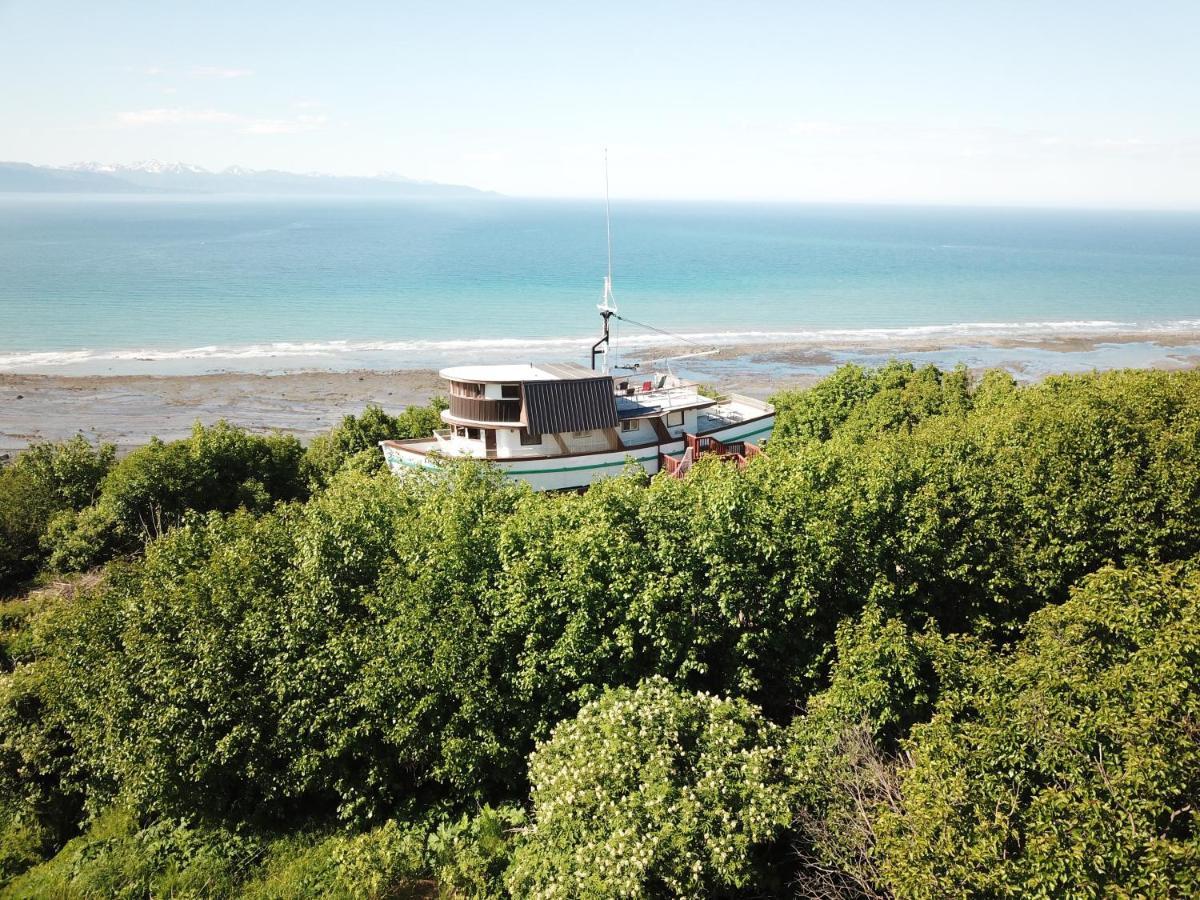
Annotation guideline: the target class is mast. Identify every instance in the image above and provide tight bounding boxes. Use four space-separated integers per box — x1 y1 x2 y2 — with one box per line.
591 149 617 372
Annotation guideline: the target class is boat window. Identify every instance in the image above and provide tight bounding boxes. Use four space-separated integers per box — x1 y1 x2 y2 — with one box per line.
467 427 482 440
666 411 685 427
621 419 640 433
520 428 541 446
451 381 484 398
501 383 521 400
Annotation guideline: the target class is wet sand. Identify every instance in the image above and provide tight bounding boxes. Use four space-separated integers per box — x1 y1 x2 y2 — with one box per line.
0 370 444 456
2 334 1199 456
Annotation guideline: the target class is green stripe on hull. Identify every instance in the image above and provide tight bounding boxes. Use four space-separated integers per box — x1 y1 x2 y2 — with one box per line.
387 420 774 478
515 455 660 475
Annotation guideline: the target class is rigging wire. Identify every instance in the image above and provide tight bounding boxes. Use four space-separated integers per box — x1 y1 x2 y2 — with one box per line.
611 313 709 349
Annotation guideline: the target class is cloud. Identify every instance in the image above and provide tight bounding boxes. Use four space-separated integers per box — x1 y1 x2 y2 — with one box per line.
114 65 166 77
242 114 328 135
789 120 846 137
118 108 239 125
117 107 328 135
191 66 255 79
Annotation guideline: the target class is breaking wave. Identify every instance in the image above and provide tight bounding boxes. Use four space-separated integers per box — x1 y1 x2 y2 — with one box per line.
2 319 1199 373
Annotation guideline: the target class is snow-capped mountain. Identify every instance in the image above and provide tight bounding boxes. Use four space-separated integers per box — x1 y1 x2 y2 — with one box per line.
1 161 490 197
66 160 212 176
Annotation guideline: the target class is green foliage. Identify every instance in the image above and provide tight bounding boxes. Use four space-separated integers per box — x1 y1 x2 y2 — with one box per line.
0 811 53 892
785 607 985 898
239 821 429 900
0 661 86 864
38 422 305 573
770 361 972 444
43 508 310 821
428 804 525 899
3 404 444 585
37 463 525 824
2 368 1200 896
0 437 114 590
876 561 1200 897
12 436 116 511
506 678 792 899
789 607 948 798
2 806 260 899
303 400 447 489
770 365 1200 639
0 594 56 673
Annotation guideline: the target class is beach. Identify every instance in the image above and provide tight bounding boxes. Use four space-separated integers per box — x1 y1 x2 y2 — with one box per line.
0 370 446 456
4 330 1199 456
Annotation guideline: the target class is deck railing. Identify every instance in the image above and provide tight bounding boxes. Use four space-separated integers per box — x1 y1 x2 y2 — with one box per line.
660 434 765 479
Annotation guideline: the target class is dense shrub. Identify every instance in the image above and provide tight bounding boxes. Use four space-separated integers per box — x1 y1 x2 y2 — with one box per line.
34 422 305 574
302 401 446 489
2 806 259 898
428 804 526 899
785 607 984 898
506 678 792 898
771 361 974 444
238 820 428 900
0 436 114 590
2 402 446 587
874 561 1200 897
1 366 1199 896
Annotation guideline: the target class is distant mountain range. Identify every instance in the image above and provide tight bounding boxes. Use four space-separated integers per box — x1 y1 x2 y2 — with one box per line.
0 161 492 197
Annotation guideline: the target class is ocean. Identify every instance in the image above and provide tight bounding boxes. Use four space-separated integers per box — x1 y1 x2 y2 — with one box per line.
1 195 1198 376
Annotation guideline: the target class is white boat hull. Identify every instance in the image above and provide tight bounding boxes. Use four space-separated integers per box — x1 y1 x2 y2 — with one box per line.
382 414 774 491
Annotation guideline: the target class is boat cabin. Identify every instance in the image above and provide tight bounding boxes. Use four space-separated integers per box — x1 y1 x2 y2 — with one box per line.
433 361 716 458
381 360 774 491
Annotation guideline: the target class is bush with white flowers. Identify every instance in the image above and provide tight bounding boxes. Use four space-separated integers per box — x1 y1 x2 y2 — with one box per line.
506 677 791 899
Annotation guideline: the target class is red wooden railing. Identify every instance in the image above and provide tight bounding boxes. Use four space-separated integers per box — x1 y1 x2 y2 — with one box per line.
660 435 765 479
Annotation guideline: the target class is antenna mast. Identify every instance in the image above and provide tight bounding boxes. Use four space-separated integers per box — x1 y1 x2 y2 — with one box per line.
591 148 618 372
604 148 613 291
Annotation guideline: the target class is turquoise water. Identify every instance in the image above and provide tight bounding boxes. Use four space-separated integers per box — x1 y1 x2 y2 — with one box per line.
1 195 1197 373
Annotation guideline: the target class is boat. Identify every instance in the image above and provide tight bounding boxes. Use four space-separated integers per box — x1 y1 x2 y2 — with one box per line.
379 162 775 491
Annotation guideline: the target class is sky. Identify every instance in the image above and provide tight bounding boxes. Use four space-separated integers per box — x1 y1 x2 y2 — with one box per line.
1 0 1198 207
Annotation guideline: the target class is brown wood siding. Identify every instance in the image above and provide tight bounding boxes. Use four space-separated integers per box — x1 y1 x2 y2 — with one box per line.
448 396 522 423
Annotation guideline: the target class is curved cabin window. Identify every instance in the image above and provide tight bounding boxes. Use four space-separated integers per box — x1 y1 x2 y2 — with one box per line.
451 381 484 398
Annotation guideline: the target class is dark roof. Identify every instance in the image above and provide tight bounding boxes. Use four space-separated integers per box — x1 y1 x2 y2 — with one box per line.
522 376 618 434
535 361 599 380
616 402 660 419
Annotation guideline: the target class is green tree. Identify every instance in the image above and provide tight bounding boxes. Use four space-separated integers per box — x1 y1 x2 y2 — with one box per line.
303 400 447 489
41 422 305 573
876 561 1200 898
0 437 115 589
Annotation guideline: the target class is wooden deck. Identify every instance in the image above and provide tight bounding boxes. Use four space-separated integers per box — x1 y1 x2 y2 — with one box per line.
659 433 765 479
